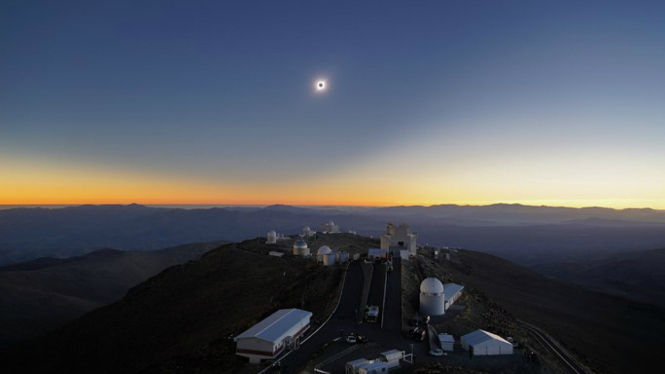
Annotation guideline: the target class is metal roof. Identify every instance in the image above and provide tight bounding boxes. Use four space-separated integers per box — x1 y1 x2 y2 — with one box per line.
438 333 455 343
235 309 312 343
443 283 464 302
462 329 512 346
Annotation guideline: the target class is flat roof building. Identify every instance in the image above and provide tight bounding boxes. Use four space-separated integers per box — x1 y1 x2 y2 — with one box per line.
443 283 464 310
234 308 312 363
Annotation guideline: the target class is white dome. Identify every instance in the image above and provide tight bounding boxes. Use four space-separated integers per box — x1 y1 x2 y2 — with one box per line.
303 226 310 230
294 239 308 249
327 220 335 225
317 245 332 255
420 277 444 294
268 230 277 236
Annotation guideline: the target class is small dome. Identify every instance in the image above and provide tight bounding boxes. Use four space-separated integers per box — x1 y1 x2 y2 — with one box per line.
317 245 332 255
303 226 310 230
268 230 277 236
327 220 335 225
294 239 308 248
420 277 444 294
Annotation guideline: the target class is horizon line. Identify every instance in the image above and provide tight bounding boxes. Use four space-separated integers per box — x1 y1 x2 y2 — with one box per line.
0 202 663 211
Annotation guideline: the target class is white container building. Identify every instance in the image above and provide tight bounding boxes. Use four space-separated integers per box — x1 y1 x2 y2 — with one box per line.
358 361 393 374
345 358 371 374
234 308 312 363
461 329 514 356
380 349 404 363
438 333 455 351
420 277 445 316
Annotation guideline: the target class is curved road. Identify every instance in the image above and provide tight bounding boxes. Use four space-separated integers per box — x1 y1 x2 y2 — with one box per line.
517 320 592 374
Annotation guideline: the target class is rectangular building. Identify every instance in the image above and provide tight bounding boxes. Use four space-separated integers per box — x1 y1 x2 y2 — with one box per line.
234 308 312 363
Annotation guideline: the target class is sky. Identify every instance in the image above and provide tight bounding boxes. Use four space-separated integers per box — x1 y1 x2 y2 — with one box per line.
1 1 664 208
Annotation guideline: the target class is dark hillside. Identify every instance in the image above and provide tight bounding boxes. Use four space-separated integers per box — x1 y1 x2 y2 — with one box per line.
437 249 665 374
534 247 665 308
0 239 345 374
0 242 221 347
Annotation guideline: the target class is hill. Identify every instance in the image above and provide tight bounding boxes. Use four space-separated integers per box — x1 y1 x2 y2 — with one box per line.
533 247 665 308
1 234 663 374
432 248 665 373
0 242 222 347
0 236 352 374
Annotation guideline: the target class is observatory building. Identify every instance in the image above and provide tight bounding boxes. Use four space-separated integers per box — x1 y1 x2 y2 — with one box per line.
293 239 310 256
380 223 417 256
420 277 445 316
234 308 312 363
321 220 340 234
302 226 316 237
317 245 332 262
266 230 277 244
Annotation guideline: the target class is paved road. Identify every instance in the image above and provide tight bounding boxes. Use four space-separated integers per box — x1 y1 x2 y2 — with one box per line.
367 262 387 327
382 258 402 332
518 320 592 374
262 258 429 374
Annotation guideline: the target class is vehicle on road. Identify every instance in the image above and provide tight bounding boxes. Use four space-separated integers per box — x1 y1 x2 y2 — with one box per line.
365 305 379 323
345 335 357 344
355 334 368 343
429 349 444 357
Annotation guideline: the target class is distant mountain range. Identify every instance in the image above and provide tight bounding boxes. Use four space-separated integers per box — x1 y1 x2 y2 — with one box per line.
1 203 664 268
0 241 222 347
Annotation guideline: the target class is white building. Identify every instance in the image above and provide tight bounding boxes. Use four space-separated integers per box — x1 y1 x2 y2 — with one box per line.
443 283 464 310
420 277 445 316
266 230 278 244
346 358 371 374
302 226 316 237
438 333 455 351
321 220 340 234
461 329 514 356
234 308 312 363
336 251 349 263
380 349 404 363
380 223 417 256
322 252 336 266
293 239 310 256
368 248 388 260
317 245 332 262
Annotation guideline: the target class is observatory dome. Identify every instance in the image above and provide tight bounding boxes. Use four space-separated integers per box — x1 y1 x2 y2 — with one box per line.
420 277 444 295
268 230 277 237
317 246 332 255
294 239 308 248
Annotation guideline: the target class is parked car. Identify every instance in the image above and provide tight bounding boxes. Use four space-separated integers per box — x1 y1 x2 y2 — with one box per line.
429 349 444 357
345 335 357 344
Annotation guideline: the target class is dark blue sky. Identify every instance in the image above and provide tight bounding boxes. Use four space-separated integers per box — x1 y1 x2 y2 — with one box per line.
2 1 664 206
